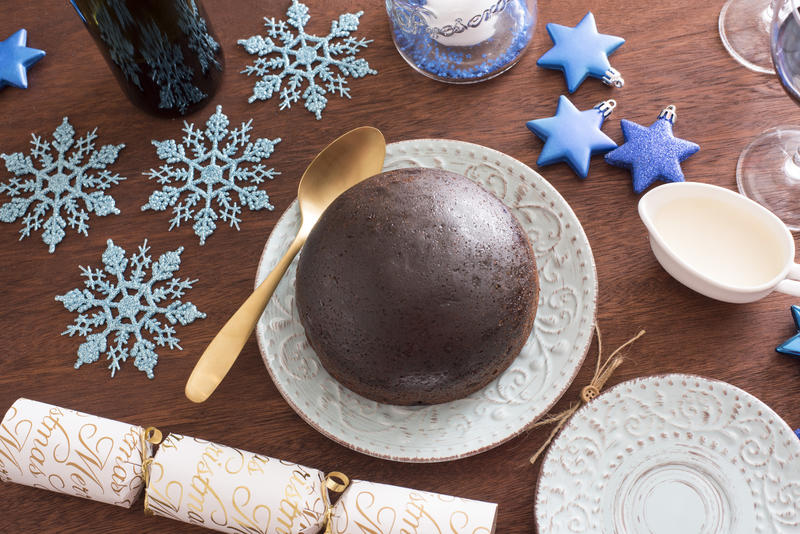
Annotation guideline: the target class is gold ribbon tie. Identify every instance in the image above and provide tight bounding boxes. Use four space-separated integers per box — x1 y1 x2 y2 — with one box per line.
321 471 350 534
139 426 163 516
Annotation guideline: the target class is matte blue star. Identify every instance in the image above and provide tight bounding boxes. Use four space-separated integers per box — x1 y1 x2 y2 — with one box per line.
605 107 700 193
777 305 800 358
526 95 617 178
537 12 624 93
0 29 45 90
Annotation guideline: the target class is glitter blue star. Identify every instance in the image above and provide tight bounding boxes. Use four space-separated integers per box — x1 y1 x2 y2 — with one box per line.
0 29 45 90
777 305 800 358
526 95 617 178
605 106 700 193
537 12 624 93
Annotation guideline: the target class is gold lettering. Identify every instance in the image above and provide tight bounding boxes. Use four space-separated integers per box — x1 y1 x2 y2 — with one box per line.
399 492 441 534
231 485 271 534
247 454 269 475
110 427 139 495
186 443 228 527
448 511 468 533
353 490 397 533
44 408 71 463
28 446 46 477
145 463 183 521
47 473 66 491
0 406 30 478
159 433 183 450
64 424 112 493
274 466 314 534
187 508 206 525
70 471 89 497
28 408 71 479
225 449 246 475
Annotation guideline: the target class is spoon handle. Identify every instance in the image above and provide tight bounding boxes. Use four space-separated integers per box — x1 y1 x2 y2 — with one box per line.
185 233 305 403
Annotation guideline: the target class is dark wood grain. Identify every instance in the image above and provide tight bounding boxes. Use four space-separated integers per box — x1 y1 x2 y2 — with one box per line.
2 1 800 532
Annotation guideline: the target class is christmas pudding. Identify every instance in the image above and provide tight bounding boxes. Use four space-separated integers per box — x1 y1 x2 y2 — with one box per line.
295 167 538 405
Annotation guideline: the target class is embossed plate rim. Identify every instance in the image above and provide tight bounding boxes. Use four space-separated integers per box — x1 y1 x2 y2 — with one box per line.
255 138 598 462
534 373 800 533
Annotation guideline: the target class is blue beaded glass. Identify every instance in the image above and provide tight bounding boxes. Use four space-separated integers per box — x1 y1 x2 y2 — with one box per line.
387 0 536 83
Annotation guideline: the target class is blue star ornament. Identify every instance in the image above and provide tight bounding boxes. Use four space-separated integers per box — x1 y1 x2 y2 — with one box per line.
605 105 700 193
777 305 800 358
526 95 617 178
0 29 45 90
537 12 625 93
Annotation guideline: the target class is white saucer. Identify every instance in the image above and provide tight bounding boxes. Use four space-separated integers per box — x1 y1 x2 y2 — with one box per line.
254 138 597 462
536 373 800 533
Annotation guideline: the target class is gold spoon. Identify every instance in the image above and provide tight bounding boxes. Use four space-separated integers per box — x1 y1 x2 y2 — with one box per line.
185 126 386 403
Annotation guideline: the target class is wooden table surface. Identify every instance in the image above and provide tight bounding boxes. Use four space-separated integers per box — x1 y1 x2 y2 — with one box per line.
2 0 800 532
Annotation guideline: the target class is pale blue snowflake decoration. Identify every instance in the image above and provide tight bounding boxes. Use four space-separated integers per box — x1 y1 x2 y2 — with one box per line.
238 0 377 119
0 117 125 253
56 239 206 379
142 105 280 245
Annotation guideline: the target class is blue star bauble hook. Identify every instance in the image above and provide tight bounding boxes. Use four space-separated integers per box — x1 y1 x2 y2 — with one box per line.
537 12 625 93
605 105 700 193
777 305 800 358
526 95 618 178
0 29 45 90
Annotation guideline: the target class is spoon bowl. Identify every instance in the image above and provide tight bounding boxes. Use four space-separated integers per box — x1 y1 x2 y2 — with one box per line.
185 126 386 403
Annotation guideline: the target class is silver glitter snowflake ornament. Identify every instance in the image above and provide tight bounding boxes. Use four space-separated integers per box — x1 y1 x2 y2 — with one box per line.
56 239 206 379
238 0 377 119
0 117 125 253
142 105 280 245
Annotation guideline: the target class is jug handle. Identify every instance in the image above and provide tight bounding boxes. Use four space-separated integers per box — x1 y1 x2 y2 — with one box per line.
788 263 800 282
776 279 800 297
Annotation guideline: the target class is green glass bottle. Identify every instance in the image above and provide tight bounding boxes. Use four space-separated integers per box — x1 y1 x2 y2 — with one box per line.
70 0 224 117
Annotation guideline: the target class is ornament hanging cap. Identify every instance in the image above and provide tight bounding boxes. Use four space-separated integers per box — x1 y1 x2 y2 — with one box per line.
595 99 617 118
659 104 677 123
602 67 624 88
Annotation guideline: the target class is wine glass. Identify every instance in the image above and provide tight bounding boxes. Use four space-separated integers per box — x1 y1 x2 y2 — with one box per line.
736 0 800 230
719 0 775 73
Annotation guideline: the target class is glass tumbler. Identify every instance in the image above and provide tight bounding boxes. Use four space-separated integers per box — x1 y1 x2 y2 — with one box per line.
386 0 537 83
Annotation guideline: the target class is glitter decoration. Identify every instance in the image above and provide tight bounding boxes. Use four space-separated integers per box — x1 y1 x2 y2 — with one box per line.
0 29 45 90
387 0 535 82
56 239 206 379
237 0 376 120
526 95 617 178
605 105 700 193
537 12 625 93
0 117 125 253
777 305 800 358
142 105 280 245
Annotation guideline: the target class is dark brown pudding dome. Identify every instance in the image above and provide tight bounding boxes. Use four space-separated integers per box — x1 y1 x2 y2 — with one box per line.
295 167 538 405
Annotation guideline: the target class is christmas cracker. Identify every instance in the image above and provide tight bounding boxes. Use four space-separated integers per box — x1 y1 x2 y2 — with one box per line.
1 399 497 533
0 398 149 508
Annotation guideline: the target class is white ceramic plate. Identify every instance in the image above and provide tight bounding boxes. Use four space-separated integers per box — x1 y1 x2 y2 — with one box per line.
254 139 597 462
536 373 800 533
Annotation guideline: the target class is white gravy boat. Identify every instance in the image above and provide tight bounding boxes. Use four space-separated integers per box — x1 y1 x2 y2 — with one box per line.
638 182 800 303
